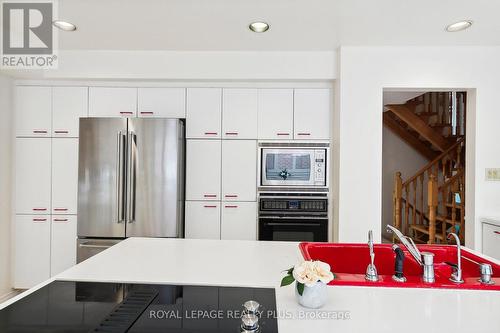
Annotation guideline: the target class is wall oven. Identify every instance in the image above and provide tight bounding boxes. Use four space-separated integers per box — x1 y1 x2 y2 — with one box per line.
258 193 329 242
258 142 329 191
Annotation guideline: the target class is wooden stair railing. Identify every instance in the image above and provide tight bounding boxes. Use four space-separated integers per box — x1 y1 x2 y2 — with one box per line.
393 137 465 244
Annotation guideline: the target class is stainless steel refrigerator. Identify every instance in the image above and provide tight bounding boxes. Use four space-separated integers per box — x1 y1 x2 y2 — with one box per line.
77 118 185 262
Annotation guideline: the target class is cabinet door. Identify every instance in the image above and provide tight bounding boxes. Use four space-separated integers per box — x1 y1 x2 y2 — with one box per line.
15 138 51 214
221 202 257 240
52 87 88 137
257 89 293 140
185 201 220 239
51 215 77 276
14 215 50 289
222 140 256 201
52 138 78 215
483 223 500 260
186 88 222 138
222 89 258 139
294 89 331 140
15 86 52 137
88 87 137 117
186 140 221 201
138 88 186 118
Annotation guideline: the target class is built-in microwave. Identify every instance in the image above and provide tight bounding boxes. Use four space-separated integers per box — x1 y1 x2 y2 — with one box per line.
258 142 329 190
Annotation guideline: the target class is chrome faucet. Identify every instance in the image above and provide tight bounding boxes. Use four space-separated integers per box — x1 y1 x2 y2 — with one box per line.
386 225 423 266
365 230 379 282
447 233 464 284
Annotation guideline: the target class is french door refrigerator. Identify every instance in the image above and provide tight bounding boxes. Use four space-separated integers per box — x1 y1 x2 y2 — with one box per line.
77 118 185 262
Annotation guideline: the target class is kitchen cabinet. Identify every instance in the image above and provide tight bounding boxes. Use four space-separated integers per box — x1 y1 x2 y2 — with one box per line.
14 215 51 289
138 88 186 118
186 88 222 138
222 89 258 139
294 89 331 140
15 86 52 137
52 138 79 215
51 215 77 276
221 140 257 201
15 138 51 214
52 87 88 137
186 140 221 201
483 222 500 260
88 87 137 117
185 201 221 239
221 202 257 240
257 89 294 140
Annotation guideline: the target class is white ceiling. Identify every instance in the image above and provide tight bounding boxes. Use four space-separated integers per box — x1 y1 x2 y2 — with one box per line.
56 0 500 51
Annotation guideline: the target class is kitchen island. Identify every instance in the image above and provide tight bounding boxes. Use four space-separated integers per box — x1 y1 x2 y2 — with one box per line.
2 237 499 332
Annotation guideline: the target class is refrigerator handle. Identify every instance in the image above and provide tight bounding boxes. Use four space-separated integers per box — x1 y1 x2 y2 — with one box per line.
127 131 137 223
117 131 126 223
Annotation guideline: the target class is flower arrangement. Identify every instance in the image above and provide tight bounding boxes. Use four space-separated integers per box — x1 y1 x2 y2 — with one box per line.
280 260 335 295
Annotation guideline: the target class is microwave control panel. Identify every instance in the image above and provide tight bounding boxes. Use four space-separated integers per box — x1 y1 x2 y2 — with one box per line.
314 149 326 185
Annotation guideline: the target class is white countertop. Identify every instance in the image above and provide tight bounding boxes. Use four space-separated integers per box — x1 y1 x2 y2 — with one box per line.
2 237 500 332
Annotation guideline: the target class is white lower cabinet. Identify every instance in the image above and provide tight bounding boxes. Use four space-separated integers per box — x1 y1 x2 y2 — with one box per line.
14 215 51 289
221 202 257 240
483 222 500 260
185 201 221 239
50 215 77 276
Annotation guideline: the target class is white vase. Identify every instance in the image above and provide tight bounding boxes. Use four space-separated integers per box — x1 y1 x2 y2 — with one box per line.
295 281 328 309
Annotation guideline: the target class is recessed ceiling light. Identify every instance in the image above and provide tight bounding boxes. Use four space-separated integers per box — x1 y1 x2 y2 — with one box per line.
446 20 472 32
249 21 269 33
53 20 77 31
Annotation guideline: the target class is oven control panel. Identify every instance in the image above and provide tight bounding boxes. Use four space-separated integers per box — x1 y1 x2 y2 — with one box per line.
314 149 326 184
259 198 327 213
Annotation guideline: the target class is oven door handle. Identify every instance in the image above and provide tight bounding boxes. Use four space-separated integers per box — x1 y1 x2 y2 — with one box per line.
259 215 327 220
263 222 322 227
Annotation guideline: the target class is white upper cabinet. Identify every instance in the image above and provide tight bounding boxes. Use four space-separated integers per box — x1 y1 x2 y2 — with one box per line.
52 87 88 137
15 86 52 137
186 88 222 138
222 89 258 139
52 138 79 215
14 215 51 288
51 215 77 276
138 88 186 118
185 201 221 239
258 89 294 140
294 89 331 140
15 138 51 214
89 87 137 117
186 140 221 201
221 202 257 240
222 140 257 201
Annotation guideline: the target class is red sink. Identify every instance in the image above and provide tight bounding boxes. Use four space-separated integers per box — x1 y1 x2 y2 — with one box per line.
300 242 500 290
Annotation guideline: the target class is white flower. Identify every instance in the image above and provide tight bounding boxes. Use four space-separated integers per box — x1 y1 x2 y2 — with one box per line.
292 260 334 287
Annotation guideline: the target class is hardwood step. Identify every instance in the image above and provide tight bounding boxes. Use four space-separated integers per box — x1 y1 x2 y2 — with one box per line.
445 203 463 209
409 224 444 240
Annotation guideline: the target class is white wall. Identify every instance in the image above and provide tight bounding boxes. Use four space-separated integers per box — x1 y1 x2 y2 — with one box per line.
0 74 13 296
336 46 500 250
381 127 429 240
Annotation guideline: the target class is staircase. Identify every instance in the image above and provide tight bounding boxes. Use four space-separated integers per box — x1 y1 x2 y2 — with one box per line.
387 92 466 244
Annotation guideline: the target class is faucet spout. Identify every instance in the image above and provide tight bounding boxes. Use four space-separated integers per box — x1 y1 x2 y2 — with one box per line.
447 233 464 284
386 225 423 266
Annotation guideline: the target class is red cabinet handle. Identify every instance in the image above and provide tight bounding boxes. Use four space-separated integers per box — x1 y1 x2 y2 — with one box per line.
204 132 218 135
276 133 289 136
33 208 47 211
54 130 69 134
225 132 238 136
494 231 500 235
33 130 47 134
297 133 311 136
224 195 238 198
53 208 68 211
53 218 68 222
204 205 217 208
33 218 47 222
119 111 134 115
140 111 154 115
204 194 217 198
224 205 238 208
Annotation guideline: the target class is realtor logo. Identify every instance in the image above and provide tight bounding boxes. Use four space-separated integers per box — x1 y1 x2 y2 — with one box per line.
1 1 58 68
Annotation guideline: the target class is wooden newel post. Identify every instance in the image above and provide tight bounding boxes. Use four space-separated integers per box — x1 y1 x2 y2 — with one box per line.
427 174 438 244
393 172 403 243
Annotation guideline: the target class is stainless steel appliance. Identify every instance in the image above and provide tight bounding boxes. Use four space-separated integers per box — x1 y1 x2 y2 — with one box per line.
258 142 329 192
77 118 185 262
258 193 328 242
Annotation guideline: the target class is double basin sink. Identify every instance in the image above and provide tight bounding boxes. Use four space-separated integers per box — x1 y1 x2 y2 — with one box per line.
300 242 500 290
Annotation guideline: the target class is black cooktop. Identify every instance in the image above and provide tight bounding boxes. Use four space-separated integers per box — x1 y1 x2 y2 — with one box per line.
0 281 278 332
